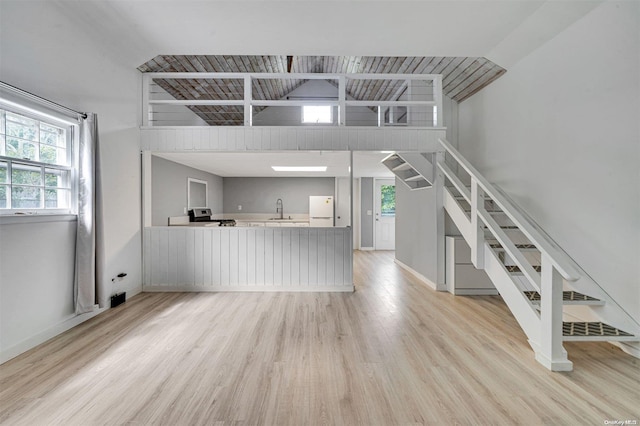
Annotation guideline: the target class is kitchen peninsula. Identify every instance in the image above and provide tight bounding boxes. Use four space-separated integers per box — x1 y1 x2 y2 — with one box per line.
144 156 353 292
143 224 353 292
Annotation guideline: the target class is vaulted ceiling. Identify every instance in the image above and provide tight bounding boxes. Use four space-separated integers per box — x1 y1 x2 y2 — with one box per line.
138 55 505 126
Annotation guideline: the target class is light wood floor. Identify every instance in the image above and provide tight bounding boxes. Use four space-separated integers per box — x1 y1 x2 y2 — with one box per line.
1 251 638 425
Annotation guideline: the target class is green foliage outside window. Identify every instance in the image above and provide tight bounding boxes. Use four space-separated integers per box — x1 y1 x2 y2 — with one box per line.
0 109 71 210
380 184 396 216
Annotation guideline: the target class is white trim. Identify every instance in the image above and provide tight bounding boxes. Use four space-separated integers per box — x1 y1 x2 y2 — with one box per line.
374 178 395 250
534 352 573 372
1 306 107 364
0 98 80 126
142 152 152 228
187 177 208 209
143 285 355 293
394 258 445 291
0 214 76 225
613 342 640 359
452 289 500 296
359 247 375 251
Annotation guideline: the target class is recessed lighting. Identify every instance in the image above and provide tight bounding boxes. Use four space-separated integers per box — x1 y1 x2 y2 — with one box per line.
380 151 395 154
272 166 327 172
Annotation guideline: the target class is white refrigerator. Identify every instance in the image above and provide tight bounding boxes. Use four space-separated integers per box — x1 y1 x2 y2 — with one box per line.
309 196 334 227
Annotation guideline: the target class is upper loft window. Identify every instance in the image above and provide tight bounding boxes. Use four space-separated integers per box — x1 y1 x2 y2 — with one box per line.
302 105 332 124
0 108 75 213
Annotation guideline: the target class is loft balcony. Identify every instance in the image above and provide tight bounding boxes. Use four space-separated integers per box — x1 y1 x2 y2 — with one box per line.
141 72 447 153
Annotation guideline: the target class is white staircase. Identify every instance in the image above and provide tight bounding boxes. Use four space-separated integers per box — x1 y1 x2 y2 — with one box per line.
381 152 434 190
383 139 639 371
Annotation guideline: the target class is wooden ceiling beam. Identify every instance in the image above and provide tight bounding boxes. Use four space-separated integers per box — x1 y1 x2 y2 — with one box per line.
138 54 507 118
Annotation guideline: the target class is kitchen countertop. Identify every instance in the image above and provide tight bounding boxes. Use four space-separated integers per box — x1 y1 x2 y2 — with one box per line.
236 219 308 223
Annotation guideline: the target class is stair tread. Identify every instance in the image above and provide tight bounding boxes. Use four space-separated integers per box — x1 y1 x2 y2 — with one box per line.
392 162 412 171
465 209 504 214
505 264 541 273
524 290 601 302
490 243 537 250
562 321 634 338
404 174 425 182
485 225 520 230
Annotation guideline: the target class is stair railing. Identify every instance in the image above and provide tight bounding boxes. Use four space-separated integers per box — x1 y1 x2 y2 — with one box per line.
437 138 580 370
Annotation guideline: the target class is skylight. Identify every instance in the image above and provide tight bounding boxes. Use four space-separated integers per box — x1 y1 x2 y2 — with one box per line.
302 105 332 124
272 166 327 172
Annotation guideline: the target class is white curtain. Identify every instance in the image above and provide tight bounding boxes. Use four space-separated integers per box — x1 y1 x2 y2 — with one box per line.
74 113 106 314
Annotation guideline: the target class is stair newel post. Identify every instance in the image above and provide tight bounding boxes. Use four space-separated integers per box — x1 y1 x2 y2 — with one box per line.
470 178 485 269
338 76 346 126
244 75 252 127
538 253 573 371
142 73 151 127
435 151 446 288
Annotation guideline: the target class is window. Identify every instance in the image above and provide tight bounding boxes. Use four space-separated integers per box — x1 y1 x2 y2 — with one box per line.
302 105 332 124
0 108 75 213
380 184 396 217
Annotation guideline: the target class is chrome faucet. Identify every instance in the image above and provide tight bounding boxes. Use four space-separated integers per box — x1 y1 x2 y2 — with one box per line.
276 198 283 219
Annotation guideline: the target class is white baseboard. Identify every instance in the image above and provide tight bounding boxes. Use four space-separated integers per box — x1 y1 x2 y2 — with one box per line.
359 247 375 251
143 285 355 293
1 287 142 365
611 341 640 359
394 259 445 291
453 289 500 296
1 306 108 364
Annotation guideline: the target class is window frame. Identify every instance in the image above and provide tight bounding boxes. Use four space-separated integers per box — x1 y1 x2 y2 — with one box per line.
301 105 334 124
0 104 78 215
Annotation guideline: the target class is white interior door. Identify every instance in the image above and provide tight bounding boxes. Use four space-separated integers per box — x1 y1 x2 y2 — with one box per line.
374 179 395 250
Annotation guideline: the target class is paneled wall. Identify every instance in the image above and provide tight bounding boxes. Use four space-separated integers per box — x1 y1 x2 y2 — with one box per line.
141 127 445 152
144 227 353 291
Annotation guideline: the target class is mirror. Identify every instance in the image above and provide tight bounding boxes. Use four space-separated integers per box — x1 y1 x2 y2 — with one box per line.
187 178 208 209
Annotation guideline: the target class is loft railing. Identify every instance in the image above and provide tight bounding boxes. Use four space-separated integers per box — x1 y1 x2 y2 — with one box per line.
437 138 581 370
141 72 443 128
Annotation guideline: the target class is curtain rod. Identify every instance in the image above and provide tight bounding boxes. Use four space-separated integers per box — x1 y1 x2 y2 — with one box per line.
0 81 88 119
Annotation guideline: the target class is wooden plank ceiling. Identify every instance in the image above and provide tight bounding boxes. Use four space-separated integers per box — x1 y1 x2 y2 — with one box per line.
138 55 505 126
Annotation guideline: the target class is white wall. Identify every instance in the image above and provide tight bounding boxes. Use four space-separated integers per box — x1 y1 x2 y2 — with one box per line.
458 2 639 323
0 217 76 355
0 2 142 358
395 178 440 286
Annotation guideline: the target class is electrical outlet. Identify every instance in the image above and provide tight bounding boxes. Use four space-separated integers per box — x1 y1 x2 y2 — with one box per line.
184 207 187 214
238 205 242 211
367 210 372 216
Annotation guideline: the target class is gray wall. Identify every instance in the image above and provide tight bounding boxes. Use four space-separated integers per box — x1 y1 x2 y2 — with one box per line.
223 177 334 214
0 217 76 357
152 156 223 225
395 177 439 284
360 178 374 247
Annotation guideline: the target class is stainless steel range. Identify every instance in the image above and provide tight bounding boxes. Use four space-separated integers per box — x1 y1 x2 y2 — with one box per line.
188 208 236 226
